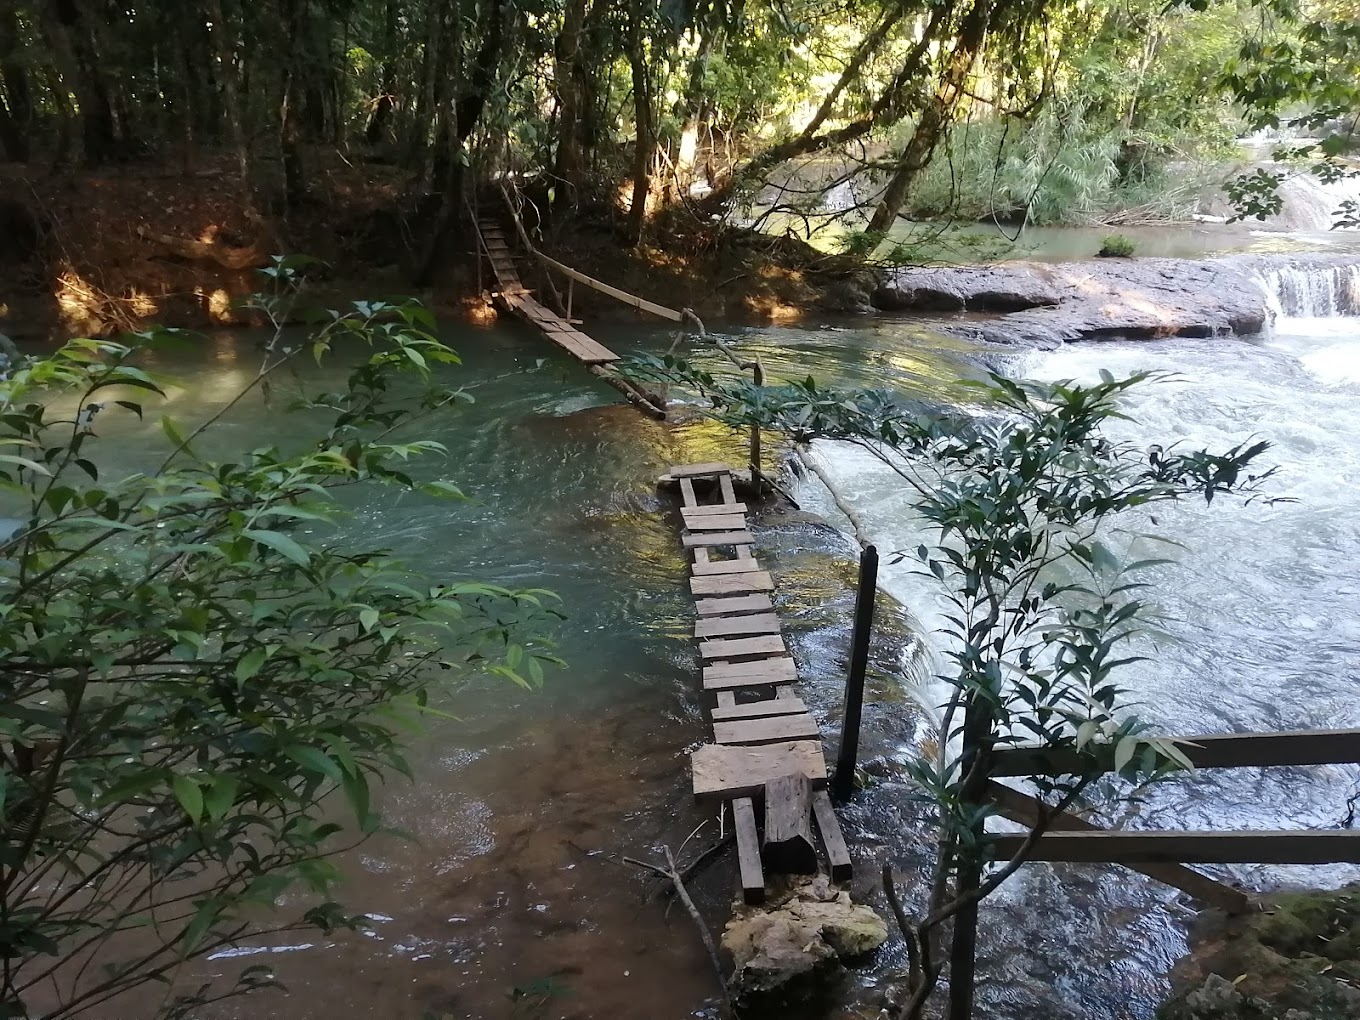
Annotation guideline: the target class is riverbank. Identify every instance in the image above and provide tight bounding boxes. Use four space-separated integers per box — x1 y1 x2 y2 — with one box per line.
0 158 873 340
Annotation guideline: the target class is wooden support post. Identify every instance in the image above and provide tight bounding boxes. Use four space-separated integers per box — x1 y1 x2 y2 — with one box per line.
832 544 877 803
762 773 817 874
566 277 574 321
749 361 764 485
733 797 766 904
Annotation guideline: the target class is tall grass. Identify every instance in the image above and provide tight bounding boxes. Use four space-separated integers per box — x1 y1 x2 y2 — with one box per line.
900 106 1218 226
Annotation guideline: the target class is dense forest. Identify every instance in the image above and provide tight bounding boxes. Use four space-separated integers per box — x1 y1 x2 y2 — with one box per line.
0 0 1354 241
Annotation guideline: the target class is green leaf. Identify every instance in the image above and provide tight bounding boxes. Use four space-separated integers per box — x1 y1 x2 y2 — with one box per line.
358 608 380 632
285 745 344 783
203 776 239 821
1113 736 1137 775
173 775 204 824
235 647 268 684
244 529 311 567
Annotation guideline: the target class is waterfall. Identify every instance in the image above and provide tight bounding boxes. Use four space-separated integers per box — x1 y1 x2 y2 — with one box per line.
1263 263 1360 318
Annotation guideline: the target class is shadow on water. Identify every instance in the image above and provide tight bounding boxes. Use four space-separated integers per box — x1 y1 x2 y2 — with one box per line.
32 298 1360 1019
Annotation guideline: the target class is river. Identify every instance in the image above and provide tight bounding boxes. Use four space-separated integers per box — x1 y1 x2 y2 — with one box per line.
62 255 1360 1019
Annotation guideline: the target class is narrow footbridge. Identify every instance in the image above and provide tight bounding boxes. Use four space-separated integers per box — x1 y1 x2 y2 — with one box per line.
660 461 851 903
472 207 670 419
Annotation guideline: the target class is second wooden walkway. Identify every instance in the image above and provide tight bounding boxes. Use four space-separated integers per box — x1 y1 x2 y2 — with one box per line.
662 461 851 903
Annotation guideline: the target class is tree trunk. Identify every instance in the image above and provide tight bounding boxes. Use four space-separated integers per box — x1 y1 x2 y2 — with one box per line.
865 0 999 234
675 26 717 186
626 1 654 244
553 0 591 193
364 0 399 145
0 7 32 158
209 0 250 188
45 0 119 164
0 93 25 161
280 0 307 208
407 0 444 187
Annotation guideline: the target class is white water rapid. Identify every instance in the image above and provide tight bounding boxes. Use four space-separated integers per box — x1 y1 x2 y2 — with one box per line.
794 266 1360 883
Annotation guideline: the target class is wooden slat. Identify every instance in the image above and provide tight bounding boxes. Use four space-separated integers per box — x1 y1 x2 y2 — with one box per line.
691 741 827 799
703 657 797 686
683 530 754 548
812 790 853 882
683 502 748 518
715 713 819 746
711 697 807 721
691 571 774 595
699 635 786 660
684 515 748 532
695 614 781 639
986 783 1249 913
733 797 766 905
719 474 738 505
992 829 1360 865
692 557 763 576
679 477 698 507
668 462 731 479
695 594 774 616
991 728 1360 778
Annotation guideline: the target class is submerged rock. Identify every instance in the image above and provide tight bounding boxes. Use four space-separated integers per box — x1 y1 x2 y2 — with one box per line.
723 875 889 1007
872 252 1360 346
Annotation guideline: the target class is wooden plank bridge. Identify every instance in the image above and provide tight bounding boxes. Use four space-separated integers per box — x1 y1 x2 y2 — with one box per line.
661 461 851 903
473 211 669 418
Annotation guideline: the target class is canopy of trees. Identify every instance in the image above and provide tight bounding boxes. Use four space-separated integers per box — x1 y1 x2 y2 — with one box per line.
0 0 1352 239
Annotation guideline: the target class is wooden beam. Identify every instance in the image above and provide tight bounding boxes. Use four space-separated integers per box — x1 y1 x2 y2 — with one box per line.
991 728 1360 778
536 253 685 321
667 462 731 479
985 783 1249 913
684 515 749 532
683 502 748 518
812 790 853 883
763 773 817 874
703 658 799 690
733 797 766 904
992 829 1360 865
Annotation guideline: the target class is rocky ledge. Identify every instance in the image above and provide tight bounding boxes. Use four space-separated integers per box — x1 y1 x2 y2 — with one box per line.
871 252 1360 346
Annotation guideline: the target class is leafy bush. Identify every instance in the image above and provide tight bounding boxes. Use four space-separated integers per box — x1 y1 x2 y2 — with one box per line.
1097 232 1137 257
0 263 559 1017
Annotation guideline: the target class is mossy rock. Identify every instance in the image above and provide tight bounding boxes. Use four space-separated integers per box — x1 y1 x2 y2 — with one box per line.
1159 887 1360 1020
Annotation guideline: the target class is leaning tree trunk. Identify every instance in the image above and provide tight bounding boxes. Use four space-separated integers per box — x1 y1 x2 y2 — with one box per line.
865 0 998 234
625 0 654 244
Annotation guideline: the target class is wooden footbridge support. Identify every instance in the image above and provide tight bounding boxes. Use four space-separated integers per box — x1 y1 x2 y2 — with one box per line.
472 213 670 419
659 461 851 904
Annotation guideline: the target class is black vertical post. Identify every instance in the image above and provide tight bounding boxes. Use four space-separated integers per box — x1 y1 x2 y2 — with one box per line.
832 543 877 803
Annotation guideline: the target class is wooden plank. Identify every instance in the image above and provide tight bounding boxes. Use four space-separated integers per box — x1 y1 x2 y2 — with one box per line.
812 790 853 883
992 830 1360 865
536 252 685 322
763 773 817 874
695 594 774 616
695 614 782 639
684 514 748 532
703 657 797 685
683 530 754 548
691 571 774 595
985 783 1248 913
691 741 827 800
991 728 1360 778
733 797 766 905
711 697 807 721
683 502 748 518
700 635 786 660
679 477 698 507
719 474 738 505
715 713 818 746
692 558 763 577
668 462 731 479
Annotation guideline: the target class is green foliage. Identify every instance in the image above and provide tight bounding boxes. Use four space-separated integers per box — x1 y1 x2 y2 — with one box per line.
1097 232 1136 256
0 269 559 1016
